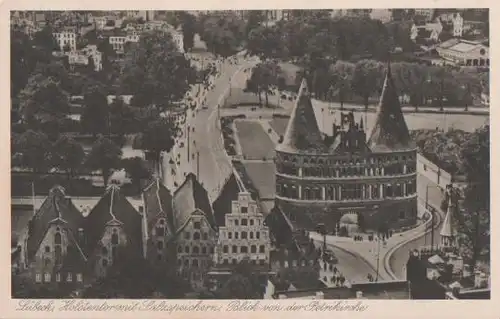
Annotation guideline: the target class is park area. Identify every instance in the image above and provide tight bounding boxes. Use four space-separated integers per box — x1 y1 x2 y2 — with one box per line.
269 117 290 136
234 120 275 160
241 162 276 200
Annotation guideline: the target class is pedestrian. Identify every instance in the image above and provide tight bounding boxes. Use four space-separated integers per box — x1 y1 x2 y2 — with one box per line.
340 276 345 286
333 266 337 274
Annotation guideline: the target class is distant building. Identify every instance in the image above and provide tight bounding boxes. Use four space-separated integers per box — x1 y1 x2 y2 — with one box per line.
109 34 139 54
53 31 77 51
274 66 418 232
414 9 435 22
410 20 443 43
66 44 103 71
436 38 489 67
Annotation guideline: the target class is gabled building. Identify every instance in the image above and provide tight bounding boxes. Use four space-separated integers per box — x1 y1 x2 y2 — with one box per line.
171 173 217 291
274 70 418 232
214 191 271 267
142 179 176 267
83 184 144 278
24 185 87 288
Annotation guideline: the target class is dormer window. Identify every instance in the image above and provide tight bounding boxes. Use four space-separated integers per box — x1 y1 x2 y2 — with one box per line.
194 221 201 229
241 207 248 214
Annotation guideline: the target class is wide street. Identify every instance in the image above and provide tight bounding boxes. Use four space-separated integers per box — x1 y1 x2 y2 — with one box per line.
161 52 259 200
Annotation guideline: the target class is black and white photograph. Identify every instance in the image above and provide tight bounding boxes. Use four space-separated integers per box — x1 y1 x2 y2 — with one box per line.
10 8 490 300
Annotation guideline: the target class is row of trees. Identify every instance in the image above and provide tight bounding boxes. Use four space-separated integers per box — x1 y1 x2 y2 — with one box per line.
247 59 488 109
11 131 153 191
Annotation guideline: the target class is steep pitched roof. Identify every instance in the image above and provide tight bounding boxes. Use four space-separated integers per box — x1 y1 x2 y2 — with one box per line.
212 173 241 228
143 178 174 235
172 173 215 231
440 197 456 238
276 78 326 153
26 186 84 262
84 185 143 256
368 62 414 152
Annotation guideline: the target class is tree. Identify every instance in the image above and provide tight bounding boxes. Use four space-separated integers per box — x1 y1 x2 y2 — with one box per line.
179 12 196 52
120 30 196 109
249 61 282 106
51 135 85 182
32 26 59 53
139 118 178 165
457 125 490 270
83 247 189 298
81 84 109 137
217 260 262 299
109 96 139 135
329 61 355 108
121 157 152 192
17 75 71 135
12 130 52 175
85 135 122 188
352 59 384 111
11 29 37 98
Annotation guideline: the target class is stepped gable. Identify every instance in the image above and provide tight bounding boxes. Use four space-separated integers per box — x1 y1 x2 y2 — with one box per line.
26 186 84 262
172 173 216 231
276 78 326 153
367 62 413 152
84 185 143 256
143 178 175 235
212 173 241 228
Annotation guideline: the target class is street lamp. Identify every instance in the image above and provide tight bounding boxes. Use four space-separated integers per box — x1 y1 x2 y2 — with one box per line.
375 231 382 282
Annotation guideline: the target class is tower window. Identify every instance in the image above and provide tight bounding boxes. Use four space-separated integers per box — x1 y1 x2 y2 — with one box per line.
241 207 248 214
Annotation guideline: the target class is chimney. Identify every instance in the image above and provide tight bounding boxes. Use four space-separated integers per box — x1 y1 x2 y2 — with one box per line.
315 291 324 299
356 291 363 299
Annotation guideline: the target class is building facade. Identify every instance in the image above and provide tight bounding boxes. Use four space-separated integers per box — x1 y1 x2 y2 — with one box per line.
53 31 77 51
214 191 271 266
436 39 489 67
274 67 418 232
172 173 218 291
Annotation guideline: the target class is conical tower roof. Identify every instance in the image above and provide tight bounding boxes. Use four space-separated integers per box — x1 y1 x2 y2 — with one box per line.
276 78 325 153
440 196 456 238
368 62 413 152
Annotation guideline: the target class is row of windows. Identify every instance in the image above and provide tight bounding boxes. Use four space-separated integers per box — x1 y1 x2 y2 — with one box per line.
222 244 266 254
35 273 82 283
225 230 265 240
183 231 210 240
178 257 211 268
227 217 261 227
273 259 316 267
178 245 214 254
222 258 266 266
276 181 417 200
278 155 416 166
277 163 416 178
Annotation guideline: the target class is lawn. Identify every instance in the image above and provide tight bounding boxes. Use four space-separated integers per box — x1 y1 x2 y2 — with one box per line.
242 162 276 200
269 118 290 136
235 120 275 160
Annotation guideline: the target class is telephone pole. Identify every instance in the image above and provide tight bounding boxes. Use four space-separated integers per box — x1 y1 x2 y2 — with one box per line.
187 127 190 163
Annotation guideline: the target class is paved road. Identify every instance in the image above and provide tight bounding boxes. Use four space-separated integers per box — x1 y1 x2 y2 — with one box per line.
388 173 447 279
161 53 259 200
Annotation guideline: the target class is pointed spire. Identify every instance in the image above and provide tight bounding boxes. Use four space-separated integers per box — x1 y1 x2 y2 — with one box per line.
367 58 413 152
276 77 325 153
